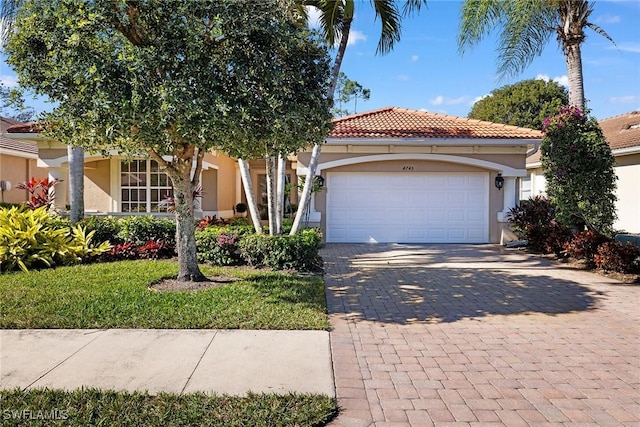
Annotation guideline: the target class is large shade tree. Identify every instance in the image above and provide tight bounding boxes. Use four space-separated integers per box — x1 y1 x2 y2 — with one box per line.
290 0 428 234
457 0 614 110
5 0 331 282
468 79 568 130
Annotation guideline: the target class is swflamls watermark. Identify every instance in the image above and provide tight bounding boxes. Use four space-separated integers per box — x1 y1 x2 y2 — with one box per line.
2 408 70 421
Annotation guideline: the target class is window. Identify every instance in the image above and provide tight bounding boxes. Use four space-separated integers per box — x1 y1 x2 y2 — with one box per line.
121 160 173 212
257 174 292 219
519 175 532 202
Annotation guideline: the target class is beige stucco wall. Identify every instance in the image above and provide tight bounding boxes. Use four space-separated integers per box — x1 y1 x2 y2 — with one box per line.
0 154 48 204
84 159 112 213
205 152 237 218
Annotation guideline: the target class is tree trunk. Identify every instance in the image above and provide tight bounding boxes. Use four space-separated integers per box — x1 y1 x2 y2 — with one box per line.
565 41 585 110
67 145 84 223
275 153 286 235
290 17 353 235
172 175 207 282
237 159 263 234
265 155 276 235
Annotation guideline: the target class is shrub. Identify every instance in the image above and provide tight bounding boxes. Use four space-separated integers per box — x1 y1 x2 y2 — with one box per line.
507 196 571 254
594 241 640 274
0 206 110 272
563 230 610 266
117 215 176 246
195 227 243 266
136 240 175 260
101 242 139 262
80 215 123 244
228 216 249 226
238 229 322 271
196 215 227 231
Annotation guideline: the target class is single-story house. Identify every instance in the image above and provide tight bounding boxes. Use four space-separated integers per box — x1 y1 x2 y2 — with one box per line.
298 107 541 243
525 111 640 233
0 117 48 204
5 107 542 243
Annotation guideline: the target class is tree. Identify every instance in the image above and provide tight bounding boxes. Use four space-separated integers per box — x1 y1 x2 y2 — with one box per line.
290 0 427 234
333 72 371 117
541 106 617 235
0 83 35 122
6 0 331 282
468 79 568 130
458 0 614 110
2 0 84 224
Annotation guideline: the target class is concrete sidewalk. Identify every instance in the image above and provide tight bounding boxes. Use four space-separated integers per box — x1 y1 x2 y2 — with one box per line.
0 329 335 396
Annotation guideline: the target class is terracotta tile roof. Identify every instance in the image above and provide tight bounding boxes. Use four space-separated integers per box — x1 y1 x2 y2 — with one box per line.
329 107 542 140
599 110 640 151
527 110 640 166
5 121 44 133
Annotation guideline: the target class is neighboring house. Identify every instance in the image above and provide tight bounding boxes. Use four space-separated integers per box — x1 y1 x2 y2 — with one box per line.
0 117 48 204
525 111 640 233
5 121 298 219
297 107 541 244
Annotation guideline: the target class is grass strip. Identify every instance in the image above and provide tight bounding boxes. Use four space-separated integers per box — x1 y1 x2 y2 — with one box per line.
0 261 328 330
0 388 338 427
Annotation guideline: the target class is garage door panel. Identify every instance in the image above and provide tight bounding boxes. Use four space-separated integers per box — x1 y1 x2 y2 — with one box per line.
327 172 489 243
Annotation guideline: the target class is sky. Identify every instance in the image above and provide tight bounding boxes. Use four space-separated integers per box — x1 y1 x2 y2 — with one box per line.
1 0 639 122
312 0 640 121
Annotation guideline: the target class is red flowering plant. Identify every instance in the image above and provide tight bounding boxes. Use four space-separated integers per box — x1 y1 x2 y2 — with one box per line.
16 177 60 211
540 106 617 236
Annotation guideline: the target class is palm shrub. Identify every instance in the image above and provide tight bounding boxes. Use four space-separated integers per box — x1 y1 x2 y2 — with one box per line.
541 106 617 235
0 206 111 272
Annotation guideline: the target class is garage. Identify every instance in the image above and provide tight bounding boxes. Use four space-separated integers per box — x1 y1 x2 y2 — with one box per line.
326 172 489 243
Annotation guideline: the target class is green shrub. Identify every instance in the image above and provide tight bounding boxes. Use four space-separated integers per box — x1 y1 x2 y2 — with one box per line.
228 216 249 226
117 215 176 246
239 229 322 271
80 215 123 244
0 207 110 272
0 202 23 209
195 227 243 266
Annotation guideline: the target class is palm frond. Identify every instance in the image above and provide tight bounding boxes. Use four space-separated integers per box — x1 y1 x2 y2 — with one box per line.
306 0 345 47
0 0 22 46
371 0 401 55
586 22 615 45
457 0 506 55
401 0 428 17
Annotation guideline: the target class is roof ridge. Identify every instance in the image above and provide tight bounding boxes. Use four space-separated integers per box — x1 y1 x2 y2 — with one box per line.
599 110 640 123
332 107 396 123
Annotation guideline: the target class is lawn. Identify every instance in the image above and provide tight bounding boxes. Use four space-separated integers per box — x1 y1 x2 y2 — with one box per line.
0 260 329 330
0 388 338 427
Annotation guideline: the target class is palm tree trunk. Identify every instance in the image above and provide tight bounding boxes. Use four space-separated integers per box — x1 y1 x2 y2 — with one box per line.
67 145 84 223
565 41 586 110
265 155 276 235
237 159 263 234
275 153 286 234
290 17 353 235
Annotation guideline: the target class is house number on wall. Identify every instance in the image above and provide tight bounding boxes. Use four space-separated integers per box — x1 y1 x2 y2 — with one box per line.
402 166 414 171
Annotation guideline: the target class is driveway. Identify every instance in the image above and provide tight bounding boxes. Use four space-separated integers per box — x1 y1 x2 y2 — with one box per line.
322 244 639 426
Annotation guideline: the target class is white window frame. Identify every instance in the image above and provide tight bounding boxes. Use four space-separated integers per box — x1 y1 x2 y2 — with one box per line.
120 159 173 213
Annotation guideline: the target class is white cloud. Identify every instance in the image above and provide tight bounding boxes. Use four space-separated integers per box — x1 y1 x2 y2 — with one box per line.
429 95 468 106
411 55 419 62
0 75 18 88
306 6 321 29
396 74 410 81
472 94 490 105
596 14 621 24
346 30 366 47
535 73 569 88
609 95 640 103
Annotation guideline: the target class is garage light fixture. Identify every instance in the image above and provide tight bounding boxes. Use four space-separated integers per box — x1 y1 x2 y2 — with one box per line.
494 173 504 190
314 175 325 188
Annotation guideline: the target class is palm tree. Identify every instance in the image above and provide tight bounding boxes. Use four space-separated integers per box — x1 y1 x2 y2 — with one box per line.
2 0 84 223
457 0 614 110
290 0 427 234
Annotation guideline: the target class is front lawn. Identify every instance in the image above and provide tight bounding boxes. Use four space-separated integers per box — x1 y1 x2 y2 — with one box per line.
0 388 338 427
0 261 328 330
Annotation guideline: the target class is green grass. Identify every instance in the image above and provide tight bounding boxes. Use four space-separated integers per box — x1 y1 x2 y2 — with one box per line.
0 261 328 330
0 388 338 427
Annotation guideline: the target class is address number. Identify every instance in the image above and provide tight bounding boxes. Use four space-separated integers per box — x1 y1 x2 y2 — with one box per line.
402 166 414 171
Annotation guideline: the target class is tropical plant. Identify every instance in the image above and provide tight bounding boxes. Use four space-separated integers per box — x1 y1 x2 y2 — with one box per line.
468 79 568 130
458 0 614 109
507 196 571 254
5 0 331 283
15 177 59 211
291 0 428 234
541 106 617 235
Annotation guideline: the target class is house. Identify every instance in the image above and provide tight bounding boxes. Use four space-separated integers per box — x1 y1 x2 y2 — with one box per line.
297 107 541 243
4 121 299 218
0 117 48 204
525 111 640 233
5 107 541 244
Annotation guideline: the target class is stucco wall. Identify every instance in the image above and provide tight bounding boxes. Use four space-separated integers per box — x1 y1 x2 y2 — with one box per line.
613 154 640 233
84 159 112 213
205 153 237 217
0 154 48 204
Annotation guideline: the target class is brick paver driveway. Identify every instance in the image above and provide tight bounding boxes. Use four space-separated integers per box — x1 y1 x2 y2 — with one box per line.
322 244 639 427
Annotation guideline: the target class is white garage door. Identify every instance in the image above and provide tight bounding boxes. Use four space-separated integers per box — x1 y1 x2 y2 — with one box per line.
326 172 489 243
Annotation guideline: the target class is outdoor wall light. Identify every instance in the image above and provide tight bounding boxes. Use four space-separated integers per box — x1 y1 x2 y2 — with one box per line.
314 175 325 188
0 180 11 203
494 173 504 190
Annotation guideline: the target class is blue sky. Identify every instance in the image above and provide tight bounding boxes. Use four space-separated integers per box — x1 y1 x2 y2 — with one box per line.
2 0 639 122
314 0 640 120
